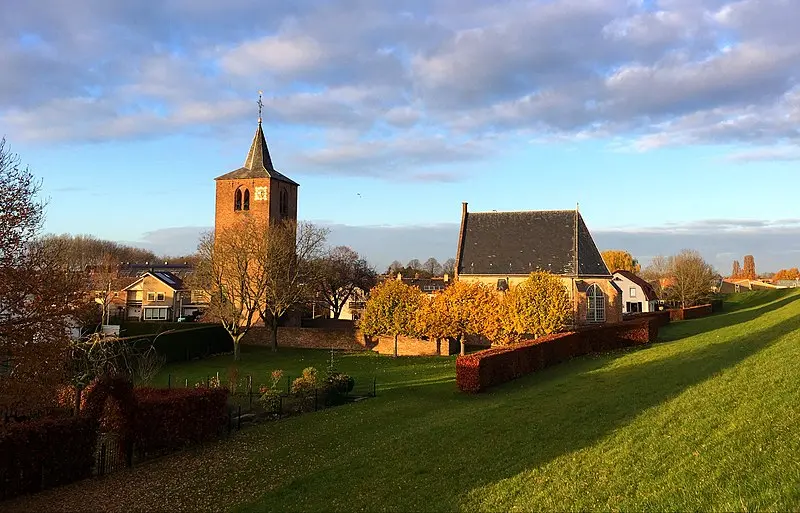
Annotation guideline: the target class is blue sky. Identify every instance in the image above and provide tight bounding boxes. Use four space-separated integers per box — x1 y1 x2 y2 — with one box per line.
2 0 800 272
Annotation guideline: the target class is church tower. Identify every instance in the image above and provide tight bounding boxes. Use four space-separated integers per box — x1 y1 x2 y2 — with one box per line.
214 94 299 234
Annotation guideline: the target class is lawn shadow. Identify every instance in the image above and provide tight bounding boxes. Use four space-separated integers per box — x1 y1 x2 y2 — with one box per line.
448 299 800 510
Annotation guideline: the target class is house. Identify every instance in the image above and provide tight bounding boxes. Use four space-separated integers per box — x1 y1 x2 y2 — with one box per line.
775 279 800 288
454 202 622 326
719 279 784 294
120 271 208 322
612 270 659 314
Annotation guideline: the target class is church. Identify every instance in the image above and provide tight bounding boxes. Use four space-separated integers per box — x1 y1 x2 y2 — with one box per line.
214 99 299 232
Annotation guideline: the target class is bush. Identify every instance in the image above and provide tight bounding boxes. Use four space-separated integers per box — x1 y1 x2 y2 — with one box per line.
456 318 659 393
291 367 319 396
0 416 98 500
324 372 355 406
132 387 228 458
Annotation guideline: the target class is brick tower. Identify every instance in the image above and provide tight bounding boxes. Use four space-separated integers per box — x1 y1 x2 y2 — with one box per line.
214 102 298 234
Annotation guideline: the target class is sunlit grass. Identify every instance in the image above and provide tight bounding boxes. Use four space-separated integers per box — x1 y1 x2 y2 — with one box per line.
8 290 800 512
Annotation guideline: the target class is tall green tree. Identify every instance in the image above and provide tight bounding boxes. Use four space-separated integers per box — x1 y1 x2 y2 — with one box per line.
359 279 423 357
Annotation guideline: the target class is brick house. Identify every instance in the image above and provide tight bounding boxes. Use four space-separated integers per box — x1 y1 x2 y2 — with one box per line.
120 271 207 322
454 202 622 326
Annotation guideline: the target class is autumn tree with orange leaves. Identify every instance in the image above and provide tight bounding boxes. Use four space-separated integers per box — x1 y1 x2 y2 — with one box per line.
359 279 424 357
502 272 572 342
601 250 641 274
416 281 502 355
773 268 800 282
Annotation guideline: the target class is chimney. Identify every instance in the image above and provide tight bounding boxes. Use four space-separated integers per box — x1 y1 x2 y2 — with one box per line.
443 273 449 283
414 273 420 280
396 273 402 281
462 201 468 216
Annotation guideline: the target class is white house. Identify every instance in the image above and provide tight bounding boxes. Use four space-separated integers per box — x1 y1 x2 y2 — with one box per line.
612 270 659 314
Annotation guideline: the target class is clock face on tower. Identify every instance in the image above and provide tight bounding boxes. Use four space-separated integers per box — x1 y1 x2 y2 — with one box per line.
254 186 268 201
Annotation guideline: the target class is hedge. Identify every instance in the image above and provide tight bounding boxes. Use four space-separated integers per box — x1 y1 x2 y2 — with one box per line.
625 310 671 328
0 416 98 501
117 324 232 363
669 304 713 321
133 387 229 458
456 318 659 393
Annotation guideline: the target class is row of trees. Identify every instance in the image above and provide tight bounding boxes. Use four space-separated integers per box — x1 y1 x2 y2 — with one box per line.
193 217 378 359
386 257 455 278
359 272 572 356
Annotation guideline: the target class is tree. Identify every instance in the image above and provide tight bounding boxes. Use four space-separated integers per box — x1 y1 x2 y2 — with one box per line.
731 260 742 279
315 246 377 319
416 281 501 355
192 222 262 361
773 268 800 282
40 233 157 270
256 220 328 352
502 272 572 341
641 255 671 297
742 255 757 280
668 250 716 308
601 250 640 274
442 258 456 276
387 260 403 275
0 138 89 414
407 259 422 271
359 279 424 357
422 257 442 276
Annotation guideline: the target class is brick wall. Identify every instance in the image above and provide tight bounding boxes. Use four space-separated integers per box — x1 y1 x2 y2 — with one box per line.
241 326 459 356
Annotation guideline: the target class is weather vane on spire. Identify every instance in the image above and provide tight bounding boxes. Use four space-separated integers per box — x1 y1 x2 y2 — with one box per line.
257 90 264 124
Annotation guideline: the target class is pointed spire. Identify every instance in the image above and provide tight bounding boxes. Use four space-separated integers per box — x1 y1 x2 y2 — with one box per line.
244 91 274 171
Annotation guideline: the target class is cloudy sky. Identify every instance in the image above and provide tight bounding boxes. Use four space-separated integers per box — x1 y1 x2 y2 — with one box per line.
2 0 799 272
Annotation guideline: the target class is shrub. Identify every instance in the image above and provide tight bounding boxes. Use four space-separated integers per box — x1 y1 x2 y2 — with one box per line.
132 387 228 458
291 367 319 395
325 372 355 406
456 318 659 393
0 416 98 501
259 369 284 413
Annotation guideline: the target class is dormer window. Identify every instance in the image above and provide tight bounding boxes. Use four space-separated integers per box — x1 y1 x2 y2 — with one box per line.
234 188 242 211
243 189 250 211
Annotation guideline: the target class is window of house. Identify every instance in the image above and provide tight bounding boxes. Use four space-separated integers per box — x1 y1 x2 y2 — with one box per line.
156 292 165 301
146 292 155 301
629 287 636 298
234 188 242 211
243 189 250 210
587 284 605 322
143 307 168 321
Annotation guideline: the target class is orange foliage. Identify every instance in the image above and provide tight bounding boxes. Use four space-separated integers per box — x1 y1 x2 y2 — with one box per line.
601 250 641 274
773 268 800 282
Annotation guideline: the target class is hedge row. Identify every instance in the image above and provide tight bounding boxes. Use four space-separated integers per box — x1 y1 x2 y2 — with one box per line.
133 387 229 458
0 416 98 501
624 310 671 328
116 325 232 363
456 318 660 393
669 304 713 321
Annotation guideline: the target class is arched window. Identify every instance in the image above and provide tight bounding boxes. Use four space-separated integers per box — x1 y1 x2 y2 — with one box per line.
587 284 605 323
279 188 289 217
243 189 250 211
234 188 242 211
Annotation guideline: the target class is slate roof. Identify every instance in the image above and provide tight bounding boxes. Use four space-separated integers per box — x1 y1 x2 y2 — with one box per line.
612 270 659 301
215 122 299 185
121 271 185 291
457 209 610 277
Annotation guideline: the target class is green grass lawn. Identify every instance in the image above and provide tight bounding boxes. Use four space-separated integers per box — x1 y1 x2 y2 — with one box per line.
9 290 800 512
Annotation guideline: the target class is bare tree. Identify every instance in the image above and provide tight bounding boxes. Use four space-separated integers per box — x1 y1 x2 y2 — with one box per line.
256 220 329 351
192 221 263 361
407 259 422 271
668 250 716 308
442 258 456 276
641 254 671 297
387 260 403 275
422 257 443 276
316 246 377 319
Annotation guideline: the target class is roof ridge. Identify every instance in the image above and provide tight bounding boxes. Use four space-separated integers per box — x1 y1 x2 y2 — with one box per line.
470 209 577 215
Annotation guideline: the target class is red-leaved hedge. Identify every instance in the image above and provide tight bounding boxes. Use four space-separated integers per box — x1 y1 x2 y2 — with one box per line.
669 304 713 321
132 387 228 458
0 416 98 501
625 310 671 328
456 318 659 393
